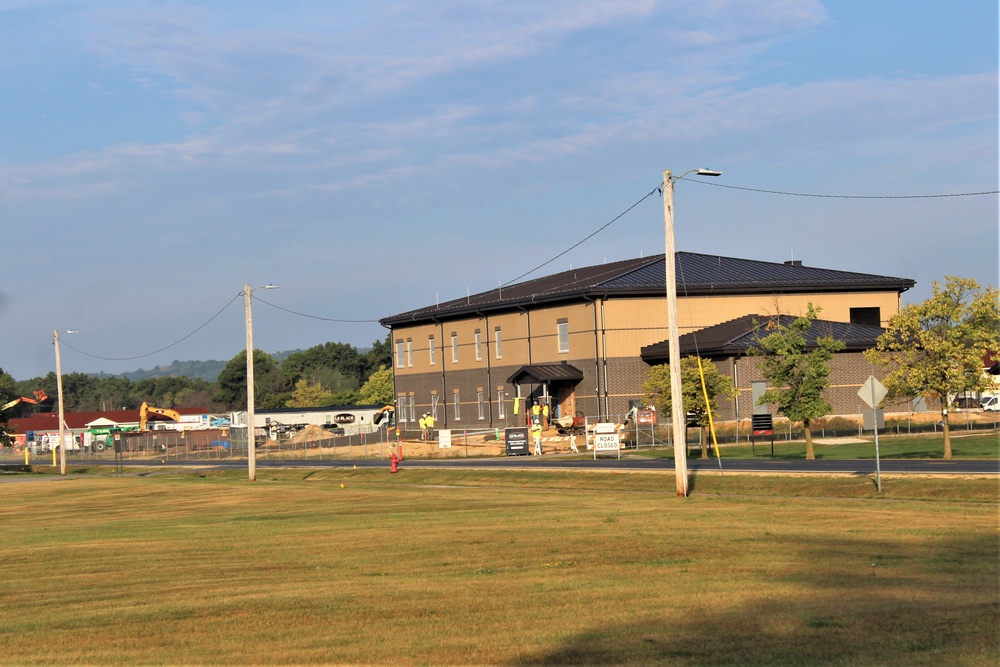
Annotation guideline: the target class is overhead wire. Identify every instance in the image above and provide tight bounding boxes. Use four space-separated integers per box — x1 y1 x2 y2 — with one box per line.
59 293 244 362
54 179 997 367
252 295 380 323
501 185 661 287
688 181 1000 199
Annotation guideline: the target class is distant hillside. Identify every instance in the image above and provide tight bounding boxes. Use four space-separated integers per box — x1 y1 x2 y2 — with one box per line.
117 350 304 383
121 359 228 383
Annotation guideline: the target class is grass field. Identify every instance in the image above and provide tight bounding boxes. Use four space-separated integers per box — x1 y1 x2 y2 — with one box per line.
0 468 997 665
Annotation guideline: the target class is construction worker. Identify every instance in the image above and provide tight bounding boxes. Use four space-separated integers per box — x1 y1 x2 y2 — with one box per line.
531 402 541 427
425 412 436 440
532 420 543 455
541 403 550 430
418 413 428 441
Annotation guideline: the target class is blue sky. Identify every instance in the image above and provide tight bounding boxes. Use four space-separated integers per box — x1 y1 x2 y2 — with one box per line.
1 0 997 381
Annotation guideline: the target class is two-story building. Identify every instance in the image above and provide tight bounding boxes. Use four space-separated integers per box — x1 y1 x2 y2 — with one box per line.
379 252 914 432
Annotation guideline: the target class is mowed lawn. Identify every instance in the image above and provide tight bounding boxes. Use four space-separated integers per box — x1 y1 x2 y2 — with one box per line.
0 468 996 666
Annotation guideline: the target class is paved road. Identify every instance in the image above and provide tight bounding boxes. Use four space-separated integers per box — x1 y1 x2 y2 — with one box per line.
54 455 1000 475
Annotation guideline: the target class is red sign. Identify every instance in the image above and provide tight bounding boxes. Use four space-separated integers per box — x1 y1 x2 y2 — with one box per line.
636 408 658 425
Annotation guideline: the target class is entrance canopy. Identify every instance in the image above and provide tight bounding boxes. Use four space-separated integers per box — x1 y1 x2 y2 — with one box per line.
507 363 583 385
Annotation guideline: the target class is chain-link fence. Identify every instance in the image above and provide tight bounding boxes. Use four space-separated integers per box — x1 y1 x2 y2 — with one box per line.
2 411 996 463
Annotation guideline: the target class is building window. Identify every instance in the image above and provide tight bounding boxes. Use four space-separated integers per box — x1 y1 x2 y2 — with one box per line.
453 392 461 421
395 339 404 368
431 394 439 421
850 307 881 327
495 327 503 359
475 330 482 361
428 335 436 365
406 338 413 367
409 396 416 422
558 320 570 353
397 395 408 423
452 333 459 363
497 390 506 419
477 391 485 420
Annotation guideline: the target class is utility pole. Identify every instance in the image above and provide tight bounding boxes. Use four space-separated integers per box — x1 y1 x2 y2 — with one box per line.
54 329 67 476
662 168 722 497
244 283 277 482
244 284 256 482
662 171 688 497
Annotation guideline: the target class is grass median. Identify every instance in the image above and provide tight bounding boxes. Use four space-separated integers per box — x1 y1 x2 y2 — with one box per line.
0 468 996 665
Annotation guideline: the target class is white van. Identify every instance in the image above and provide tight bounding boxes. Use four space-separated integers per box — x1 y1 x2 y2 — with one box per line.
980 396 1000 412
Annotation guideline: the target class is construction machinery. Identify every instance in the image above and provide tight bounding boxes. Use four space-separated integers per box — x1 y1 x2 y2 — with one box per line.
2 390 49 413
139 402 182 430
553 411 588 436
373 405 395 427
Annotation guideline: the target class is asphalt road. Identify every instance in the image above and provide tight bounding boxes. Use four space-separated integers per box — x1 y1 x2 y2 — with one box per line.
57 455 1000 475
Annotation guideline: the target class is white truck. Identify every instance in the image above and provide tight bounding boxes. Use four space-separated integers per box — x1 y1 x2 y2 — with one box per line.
30 433 82 453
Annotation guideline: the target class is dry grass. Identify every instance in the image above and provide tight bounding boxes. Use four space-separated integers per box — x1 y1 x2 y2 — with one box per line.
0 469 996 665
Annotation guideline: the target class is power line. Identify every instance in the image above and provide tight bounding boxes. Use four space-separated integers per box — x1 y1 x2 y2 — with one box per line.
252 295 380 323
502 185 661 286
690 180 1000 199
59 293 243 362
499 178 997 294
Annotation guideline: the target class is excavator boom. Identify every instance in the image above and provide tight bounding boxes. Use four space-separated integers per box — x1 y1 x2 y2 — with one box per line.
139 402 182 430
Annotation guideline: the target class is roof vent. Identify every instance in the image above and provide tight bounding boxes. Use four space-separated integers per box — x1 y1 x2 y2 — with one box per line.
784 260 803 267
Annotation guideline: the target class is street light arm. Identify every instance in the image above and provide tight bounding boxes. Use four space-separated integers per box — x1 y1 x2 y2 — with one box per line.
670 168 723 184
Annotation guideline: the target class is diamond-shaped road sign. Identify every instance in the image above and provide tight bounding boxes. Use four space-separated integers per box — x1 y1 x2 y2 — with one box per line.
858 375 888 409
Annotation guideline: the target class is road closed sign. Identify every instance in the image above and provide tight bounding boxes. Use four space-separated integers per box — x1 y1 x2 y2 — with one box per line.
592 423 621 459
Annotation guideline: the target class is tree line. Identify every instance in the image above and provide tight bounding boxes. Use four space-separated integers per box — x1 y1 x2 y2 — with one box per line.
0 335 395 440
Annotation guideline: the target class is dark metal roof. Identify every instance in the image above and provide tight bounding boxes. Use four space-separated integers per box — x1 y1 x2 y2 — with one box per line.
381 253 915 326
640 314 886 363
507 363 584 385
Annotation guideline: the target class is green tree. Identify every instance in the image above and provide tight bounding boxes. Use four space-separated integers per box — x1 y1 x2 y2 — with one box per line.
752 306 845 460
0 367 17 446
214 349 279 410
865 276 1000 459
360 365 394 405
286 379 335 408
642 356 737 458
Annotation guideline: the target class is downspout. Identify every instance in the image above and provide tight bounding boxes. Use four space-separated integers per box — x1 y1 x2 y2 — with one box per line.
518 303 532 367
478 310 493 427
431 315 447 428
585 295 601 421
600 297 610 419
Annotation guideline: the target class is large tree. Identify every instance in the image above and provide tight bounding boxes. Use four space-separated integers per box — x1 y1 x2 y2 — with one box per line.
752 306 845 460
865 276 1000 459
360 365 394 406
642 356 737 458
286 379 335 408
214 349 280 410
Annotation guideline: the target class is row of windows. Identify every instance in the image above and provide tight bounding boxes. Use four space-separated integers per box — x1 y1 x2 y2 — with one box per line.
396 390 508 423
396 322 570 368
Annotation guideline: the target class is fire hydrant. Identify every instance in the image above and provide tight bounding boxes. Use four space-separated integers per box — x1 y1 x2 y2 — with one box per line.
390 451 400 474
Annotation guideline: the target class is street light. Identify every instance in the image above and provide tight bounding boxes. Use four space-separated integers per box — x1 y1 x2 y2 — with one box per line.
662 168 721 497
53 329 77 476
244 283 277 482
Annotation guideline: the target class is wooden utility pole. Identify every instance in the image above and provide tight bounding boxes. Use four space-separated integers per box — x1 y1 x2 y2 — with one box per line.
662 171 689 497
54 329 67 476
244 284 256 482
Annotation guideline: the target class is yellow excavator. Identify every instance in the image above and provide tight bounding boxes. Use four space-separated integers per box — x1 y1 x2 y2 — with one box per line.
139 402 181 430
